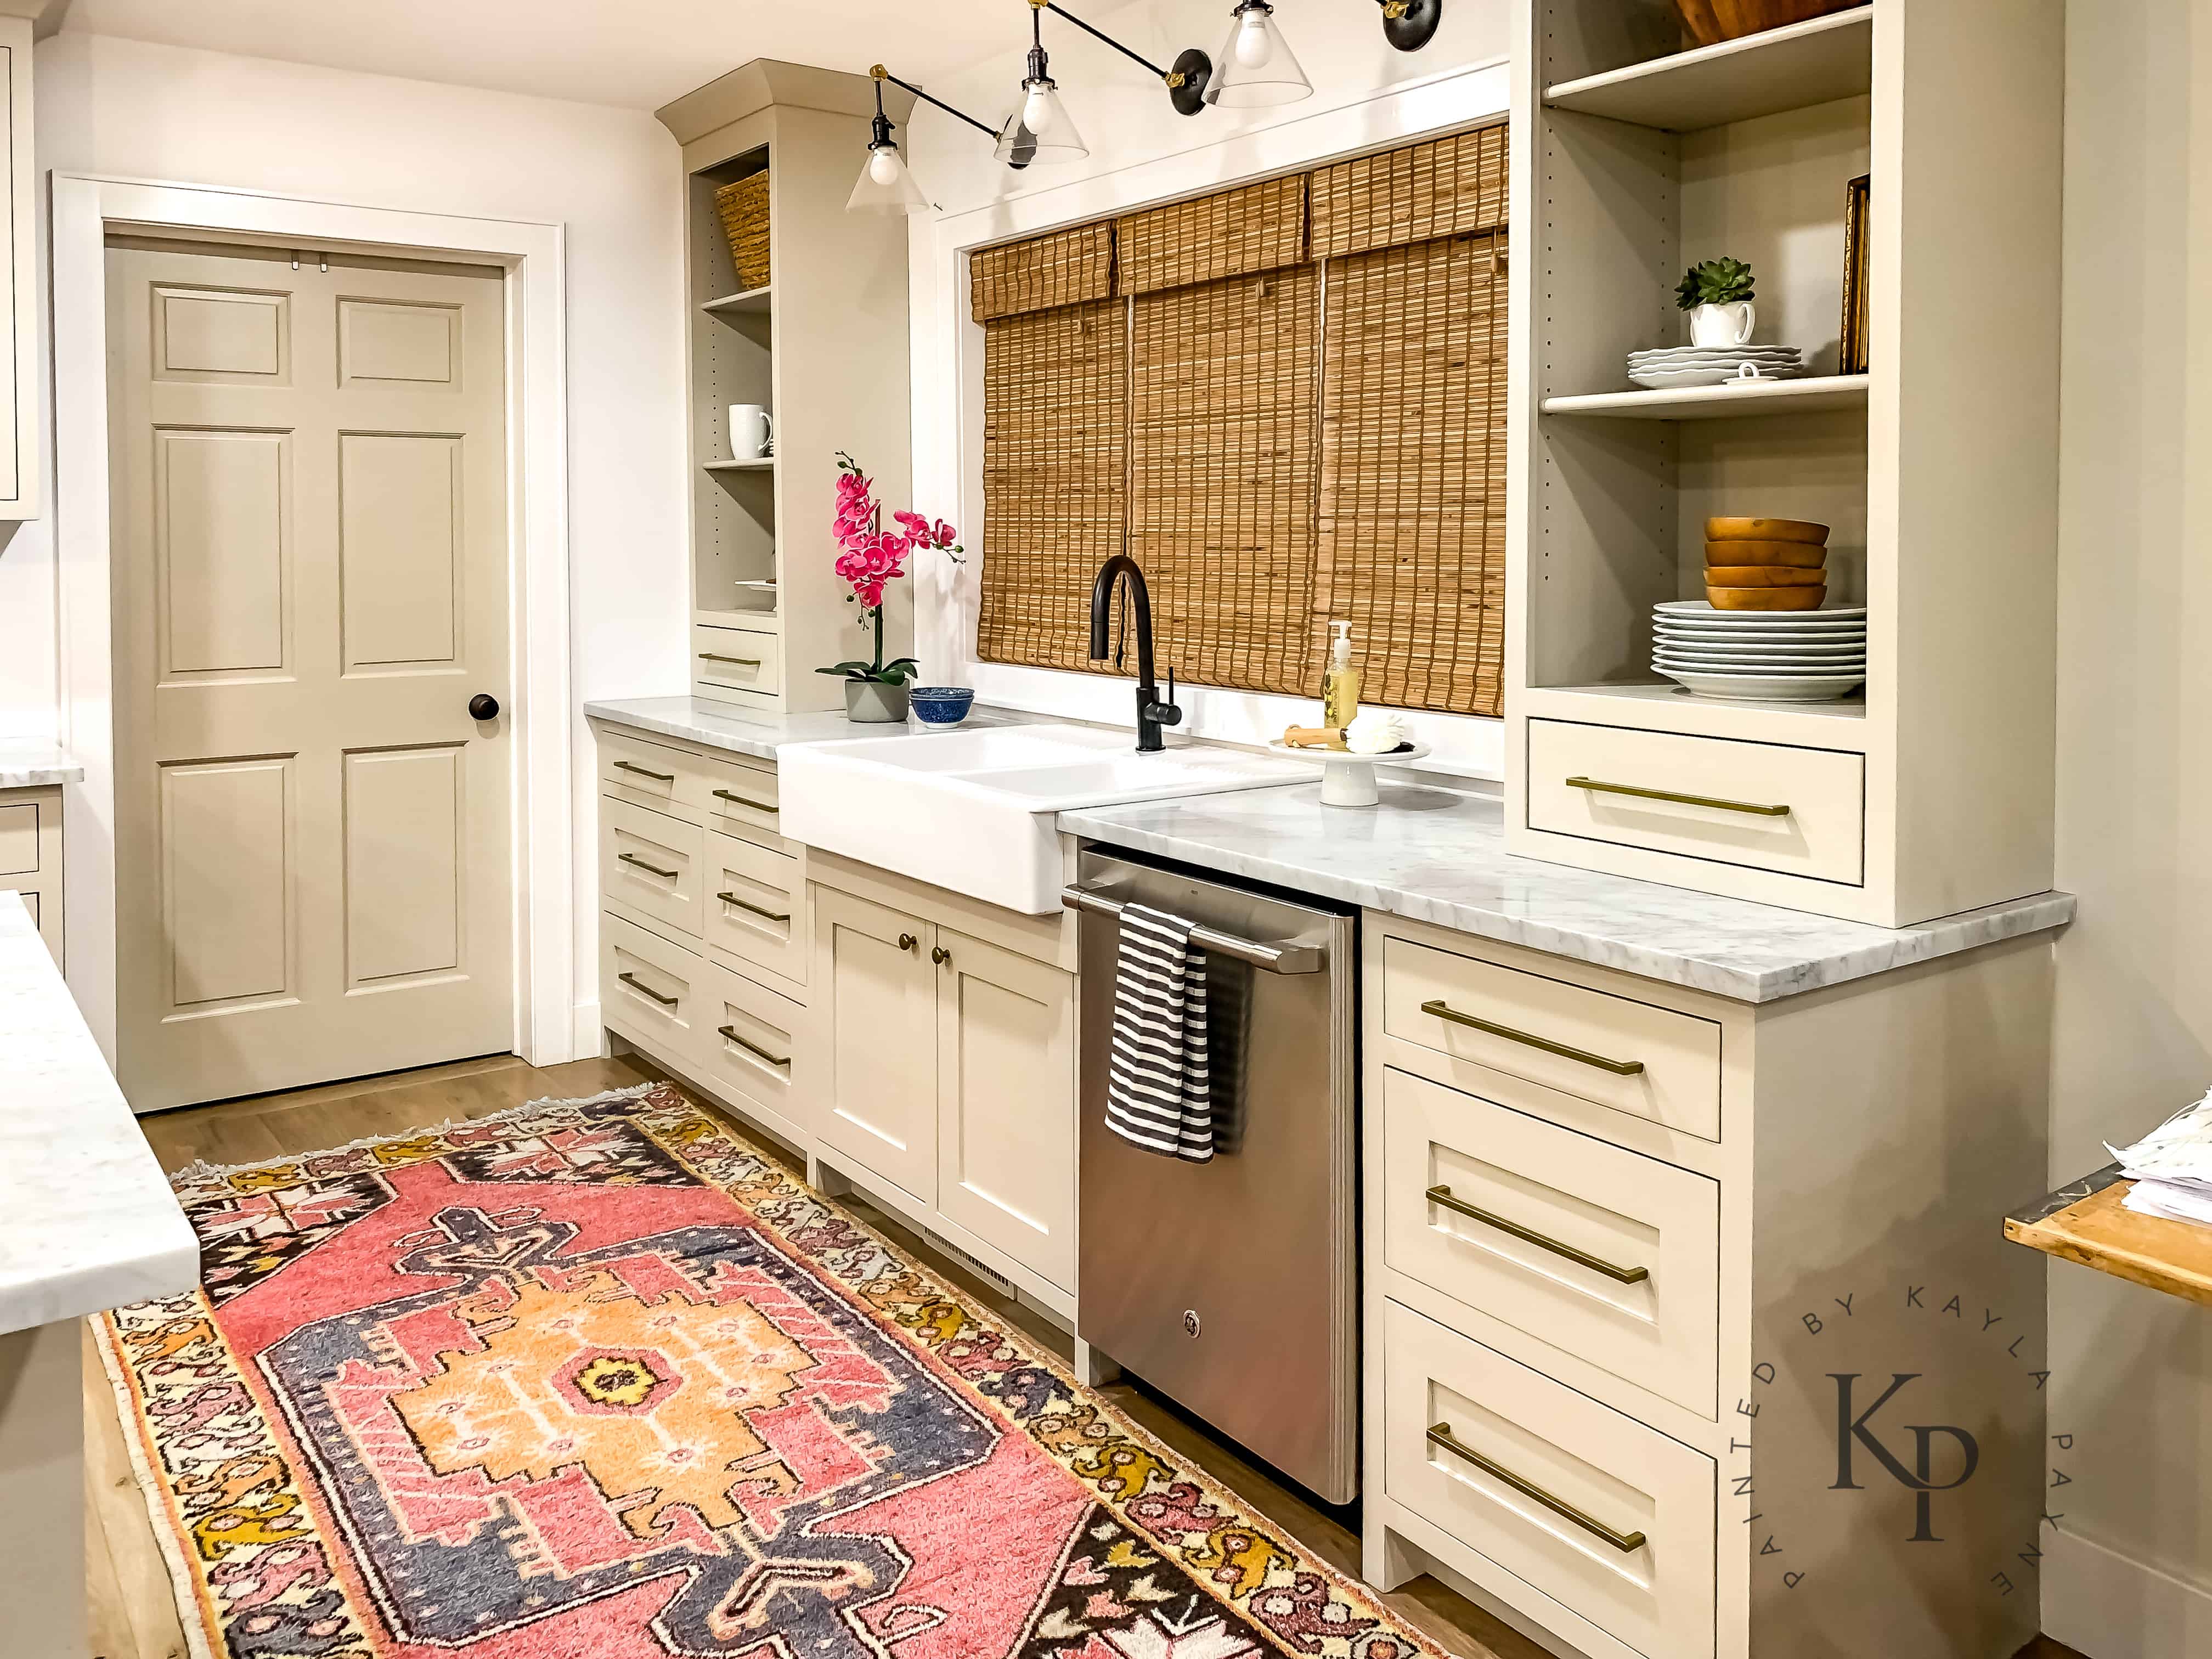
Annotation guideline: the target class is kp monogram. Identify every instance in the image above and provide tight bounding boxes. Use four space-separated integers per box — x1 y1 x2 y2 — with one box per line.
1830 1372 1980 1542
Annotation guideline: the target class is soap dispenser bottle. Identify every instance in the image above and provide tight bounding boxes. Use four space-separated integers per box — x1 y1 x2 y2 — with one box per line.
1322 621 1362 731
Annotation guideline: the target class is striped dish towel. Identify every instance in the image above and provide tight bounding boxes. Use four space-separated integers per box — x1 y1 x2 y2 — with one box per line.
1105 902 1216 1162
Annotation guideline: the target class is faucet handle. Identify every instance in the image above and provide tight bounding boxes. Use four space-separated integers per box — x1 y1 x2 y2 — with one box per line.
1152 668 1183 729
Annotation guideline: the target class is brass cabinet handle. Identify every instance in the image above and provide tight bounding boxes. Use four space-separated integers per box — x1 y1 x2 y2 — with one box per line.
1420 999 1645 1076
718 891 790 923
1565 775 1790 817
712 788 776 813
1426 1422 1647 1554
1426 1185 1650 1284
898 932 918 952
618 853 679 879
932 945 951 966
699 653 764 668
718 1025 791 1070
617 971 678 1007
613 760 675 782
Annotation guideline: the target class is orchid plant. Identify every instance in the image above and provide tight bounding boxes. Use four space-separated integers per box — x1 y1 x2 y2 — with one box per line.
819 451 964 687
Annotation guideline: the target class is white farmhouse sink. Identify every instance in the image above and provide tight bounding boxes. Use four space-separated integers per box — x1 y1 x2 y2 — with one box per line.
778 724 1310 913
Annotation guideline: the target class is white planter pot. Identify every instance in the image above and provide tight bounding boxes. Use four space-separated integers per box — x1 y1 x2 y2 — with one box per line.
1689 301 1756 348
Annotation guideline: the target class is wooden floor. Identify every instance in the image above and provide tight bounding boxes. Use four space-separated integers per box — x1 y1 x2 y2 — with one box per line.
86 1055 2086 1659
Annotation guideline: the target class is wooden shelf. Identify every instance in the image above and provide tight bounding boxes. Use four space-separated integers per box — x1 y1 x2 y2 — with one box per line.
701 285 772 316
703 457 775 472
1543 374 1870 421
694 606 780 630
1544 7 1872 133
1522 682 1869 752
2008 1165 2212 1308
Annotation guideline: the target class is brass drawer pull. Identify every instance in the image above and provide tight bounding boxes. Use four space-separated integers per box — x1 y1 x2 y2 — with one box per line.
1426 1422 1648 1554
699 652 764 668
617 971 678 1007
718 1025 791 1070
618 853 679 879
1426 1185 1650 1284
932 944 951 966
1420 999 1644 1076
613 760 675 782
718 891 790 923
712 788 776 813
1565 775 1790 817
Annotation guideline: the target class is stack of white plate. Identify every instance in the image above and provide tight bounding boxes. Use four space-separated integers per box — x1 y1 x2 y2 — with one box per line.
1652 600 1866 702
1628 345 1805 390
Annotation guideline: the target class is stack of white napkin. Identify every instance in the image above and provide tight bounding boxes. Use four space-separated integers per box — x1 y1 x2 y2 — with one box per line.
2109 1087 2212 1224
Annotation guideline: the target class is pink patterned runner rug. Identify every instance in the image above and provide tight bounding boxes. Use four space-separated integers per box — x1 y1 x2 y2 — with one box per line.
100 1081 1451 1658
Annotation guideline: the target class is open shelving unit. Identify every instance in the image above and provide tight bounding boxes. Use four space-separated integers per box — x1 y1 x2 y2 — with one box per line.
659 61 916 713
1504 0 2064 927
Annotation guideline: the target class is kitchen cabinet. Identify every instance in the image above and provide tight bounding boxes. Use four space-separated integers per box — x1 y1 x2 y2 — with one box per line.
0 18 34 520
0 785 63 964
808 851 1079 1306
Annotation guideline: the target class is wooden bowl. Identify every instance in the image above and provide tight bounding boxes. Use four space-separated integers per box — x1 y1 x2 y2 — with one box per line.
1675 0 1859 47
1706 516 1829 545
1704 564 1825 586
1703 538 1827 568
1706 584 1829 611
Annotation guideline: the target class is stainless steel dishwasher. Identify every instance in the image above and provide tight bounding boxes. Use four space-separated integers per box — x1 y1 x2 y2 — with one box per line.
1065 847 1359 1503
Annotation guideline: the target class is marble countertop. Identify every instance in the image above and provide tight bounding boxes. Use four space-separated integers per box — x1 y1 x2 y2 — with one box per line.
1060 782 2076 1003
584 696 1045 760
0 742 83 788
0 894 198 1335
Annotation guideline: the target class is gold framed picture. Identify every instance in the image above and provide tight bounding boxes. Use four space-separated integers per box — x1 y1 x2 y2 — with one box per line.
1839 173 1871 375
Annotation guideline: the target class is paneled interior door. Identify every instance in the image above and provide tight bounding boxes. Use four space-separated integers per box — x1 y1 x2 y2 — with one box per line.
106 240 513 1112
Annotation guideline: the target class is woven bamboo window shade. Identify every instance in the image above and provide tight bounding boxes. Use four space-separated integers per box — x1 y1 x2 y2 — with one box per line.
970 119 1509 716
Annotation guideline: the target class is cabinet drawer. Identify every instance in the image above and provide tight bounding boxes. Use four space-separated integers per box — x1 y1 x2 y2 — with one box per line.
700 753 782 839
0 802 37 875
1384 1069 1719 1419
700 961 808 1144
692 623 781 700
1382 938 1722 1142
601 798 706 938
601 911 709 1063
1526 719 1865 887
704 830 804 990
599 728 693 816
1385 1301 1714 1659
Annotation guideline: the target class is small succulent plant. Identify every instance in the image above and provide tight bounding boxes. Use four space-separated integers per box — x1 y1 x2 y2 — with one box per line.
1675 256 1756 309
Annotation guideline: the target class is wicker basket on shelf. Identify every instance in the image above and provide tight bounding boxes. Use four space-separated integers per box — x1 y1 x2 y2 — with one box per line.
714 172 771 291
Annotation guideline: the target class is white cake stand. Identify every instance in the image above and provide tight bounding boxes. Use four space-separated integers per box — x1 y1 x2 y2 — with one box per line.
1265 741 1431 807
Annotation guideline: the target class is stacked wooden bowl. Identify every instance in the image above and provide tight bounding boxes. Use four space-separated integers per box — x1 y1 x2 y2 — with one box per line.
1705 516 1829 611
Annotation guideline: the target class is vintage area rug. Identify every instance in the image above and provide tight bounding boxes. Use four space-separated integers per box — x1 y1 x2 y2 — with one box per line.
100 1082 1447 1658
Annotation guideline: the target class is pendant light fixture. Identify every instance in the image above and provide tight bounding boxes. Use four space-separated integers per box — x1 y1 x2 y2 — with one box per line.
1203 0 1313 108
849 64 1022 216
996 0 1088 167
1376 0 1444 52
1033 0 1215 118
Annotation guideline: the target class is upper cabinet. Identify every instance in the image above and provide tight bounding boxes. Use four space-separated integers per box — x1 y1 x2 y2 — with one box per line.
1504 2 2066 927
657 61 917 715
0 15 35 519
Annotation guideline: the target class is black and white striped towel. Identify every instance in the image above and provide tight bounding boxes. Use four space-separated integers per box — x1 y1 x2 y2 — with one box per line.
1105 902 1216 1162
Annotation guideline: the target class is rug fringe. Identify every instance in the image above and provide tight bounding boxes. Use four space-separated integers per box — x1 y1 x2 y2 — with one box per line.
163 1082 661 1189
91 1317 221 1659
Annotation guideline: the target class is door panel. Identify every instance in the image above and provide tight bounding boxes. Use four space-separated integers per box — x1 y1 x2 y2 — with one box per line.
814 887 936 1204
934 929 1075 1291
110 240 512 1110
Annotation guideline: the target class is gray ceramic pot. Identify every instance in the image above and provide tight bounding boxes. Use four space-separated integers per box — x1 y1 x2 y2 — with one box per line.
844 679 910 723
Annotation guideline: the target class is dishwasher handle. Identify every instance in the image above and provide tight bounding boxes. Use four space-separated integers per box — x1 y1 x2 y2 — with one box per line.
1061 881 1325 974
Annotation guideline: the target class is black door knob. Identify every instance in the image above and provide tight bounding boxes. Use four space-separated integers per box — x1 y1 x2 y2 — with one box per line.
469 693 500 721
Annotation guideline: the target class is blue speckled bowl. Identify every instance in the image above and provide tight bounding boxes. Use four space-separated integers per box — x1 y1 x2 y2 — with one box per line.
910 686 976 726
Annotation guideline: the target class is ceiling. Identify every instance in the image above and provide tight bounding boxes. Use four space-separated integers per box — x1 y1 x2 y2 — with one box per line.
61 0 1052 112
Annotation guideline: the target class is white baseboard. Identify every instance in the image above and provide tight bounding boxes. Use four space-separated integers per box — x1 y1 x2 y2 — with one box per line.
569 1000 607 1060
2045 1524 2212 1658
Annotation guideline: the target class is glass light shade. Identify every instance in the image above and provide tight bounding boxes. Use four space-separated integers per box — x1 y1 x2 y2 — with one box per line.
1204 3 1312 106
847 140 929 213
995 80 1087 166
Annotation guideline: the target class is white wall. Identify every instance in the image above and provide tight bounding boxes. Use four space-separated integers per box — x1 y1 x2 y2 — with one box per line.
900 0 1513 777
2045 1 2212 1652
10 32 690 1052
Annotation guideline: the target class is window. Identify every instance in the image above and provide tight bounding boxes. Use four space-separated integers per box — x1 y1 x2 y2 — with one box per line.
971 121 1508 718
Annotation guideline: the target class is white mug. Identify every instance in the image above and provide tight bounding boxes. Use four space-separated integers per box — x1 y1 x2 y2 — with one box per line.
1689 301 1757 348
728 403 774 461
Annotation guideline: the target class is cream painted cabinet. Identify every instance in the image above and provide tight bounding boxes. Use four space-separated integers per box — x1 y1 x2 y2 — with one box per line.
814 886 939 1205
0 17 35 520
0 785 63 963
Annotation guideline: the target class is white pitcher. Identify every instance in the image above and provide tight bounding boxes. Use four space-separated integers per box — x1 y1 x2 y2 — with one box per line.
1689 301 1756 348
728 403 774 461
